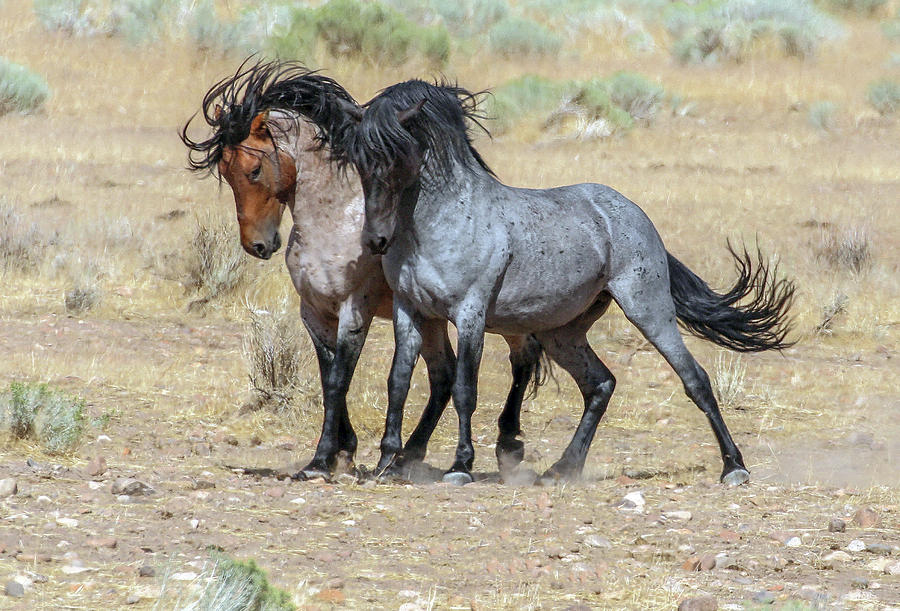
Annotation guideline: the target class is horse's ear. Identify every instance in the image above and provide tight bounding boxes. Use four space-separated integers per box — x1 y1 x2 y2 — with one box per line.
250 111 270 139
338 98 364 123
214 104 223 121
397 99 426 126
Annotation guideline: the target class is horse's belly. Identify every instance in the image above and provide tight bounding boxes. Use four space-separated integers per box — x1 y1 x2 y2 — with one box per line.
486 286 602 334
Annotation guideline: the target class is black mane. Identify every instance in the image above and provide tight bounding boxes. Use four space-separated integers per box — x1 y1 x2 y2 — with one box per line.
348 79 495 181
180 58 359 175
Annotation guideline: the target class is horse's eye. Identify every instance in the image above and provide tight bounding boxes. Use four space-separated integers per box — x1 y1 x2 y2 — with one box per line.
248 166 261 181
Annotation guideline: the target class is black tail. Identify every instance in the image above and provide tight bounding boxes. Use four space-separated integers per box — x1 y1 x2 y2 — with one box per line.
667 243 795 352
524 335 554 399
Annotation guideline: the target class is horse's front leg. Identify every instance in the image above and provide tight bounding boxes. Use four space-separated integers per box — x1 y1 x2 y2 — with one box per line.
376 299 423 476
443 302 487 485
295 299 373 480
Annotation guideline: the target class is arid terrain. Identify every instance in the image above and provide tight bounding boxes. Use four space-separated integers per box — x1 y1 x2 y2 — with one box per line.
0 0 898 609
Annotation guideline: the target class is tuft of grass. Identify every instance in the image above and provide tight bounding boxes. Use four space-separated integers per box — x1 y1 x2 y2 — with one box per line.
64 281 102 314
712 352 747 408
186 213 247 307
866 78 900 115
0 382 85 454
0 202 52 271
815 292 848 335
487 15 563 58
816 225 873 274
242 298 318 414
807 100 837 131
0 57 50 115
159 550 297 611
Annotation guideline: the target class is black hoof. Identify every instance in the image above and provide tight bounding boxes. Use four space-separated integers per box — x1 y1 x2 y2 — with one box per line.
495 437 525 472
292 460 331 481
538 461 581 485
721 467 750 487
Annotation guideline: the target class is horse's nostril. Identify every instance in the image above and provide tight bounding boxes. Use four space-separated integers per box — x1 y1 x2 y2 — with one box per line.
273 232 282 253
368 236 389 255
251 241 268 257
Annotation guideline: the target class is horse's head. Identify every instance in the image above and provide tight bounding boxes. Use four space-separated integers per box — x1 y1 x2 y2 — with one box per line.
344 97 427 255
344 79 492 255
218 110 296 260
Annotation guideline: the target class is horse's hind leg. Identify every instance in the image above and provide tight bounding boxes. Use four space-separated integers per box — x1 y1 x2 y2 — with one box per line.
608 278 749 485
536 298 616 481
495 334 541 473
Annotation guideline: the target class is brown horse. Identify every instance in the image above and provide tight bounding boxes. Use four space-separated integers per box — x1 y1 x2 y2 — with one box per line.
182 62 544 480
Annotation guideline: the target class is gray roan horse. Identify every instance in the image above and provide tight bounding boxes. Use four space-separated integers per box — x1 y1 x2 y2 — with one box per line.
339 80 795 486
180 61 545 479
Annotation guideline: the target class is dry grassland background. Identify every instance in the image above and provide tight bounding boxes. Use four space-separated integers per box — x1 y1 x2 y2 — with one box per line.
0 0 898 609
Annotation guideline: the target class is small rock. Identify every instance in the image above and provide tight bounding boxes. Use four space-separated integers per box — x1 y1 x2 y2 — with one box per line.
138 565 155 578
85 537 117 549
847 540 866 552
56 518 78 528
111 478 154 496
784 536 802 548
865 542 892 556
84 456 107 477
126 594 140 604
823 550 852 567
699 554 717 571
718 529 741 542
663 510 693 522
325 577 345 590
853 507 879 528
5 581 25 598
677 595 717 611
224 434 239 446
618 491 645 512
190 519 200 530
61 565 92 575
846 431 874 447
0 478 17 497
171 572 197 581
583 535 612 549
866 558 891 572
828 518 846 533
682 556 702 571
850 577 869 589
885 561 900 576
751 590 775 604
547 547 567 560
264 486 285 499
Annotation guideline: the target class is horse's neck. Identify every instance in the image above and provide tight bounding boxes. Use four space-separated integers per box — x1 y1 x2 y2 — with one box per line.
284 126 363 239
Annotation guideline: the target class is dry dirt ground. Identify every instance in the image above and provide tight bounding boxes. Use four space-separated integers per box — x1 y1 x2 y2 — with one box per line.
1 1 899 609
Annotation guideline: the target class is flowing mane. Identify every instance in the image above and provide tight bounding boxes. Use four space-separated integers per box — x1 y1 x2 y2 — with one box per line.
348 79 495 182
180 58 359 175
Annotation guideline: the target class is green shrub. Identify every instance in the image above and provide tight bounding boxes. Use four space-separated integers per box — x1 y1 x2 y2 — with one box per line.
665 0 842 63
866 78 900 115
0 58 50 115
603 71 664 122
264 6 319 61
808 100 837 131
485 74 565 132
166 551 297 611
386 0 509 36
488 16 563 57
33 0 97 35
0 382 85 454
825 0 888 15
487 72 665 137
315 0 449 66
